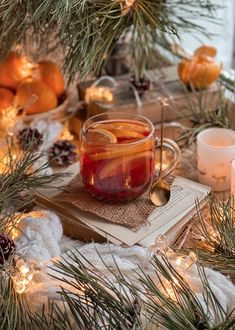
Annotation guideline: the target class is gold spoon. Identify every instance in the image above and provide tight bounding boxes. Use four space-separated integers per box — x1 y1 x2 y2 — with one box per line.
149 101 171 207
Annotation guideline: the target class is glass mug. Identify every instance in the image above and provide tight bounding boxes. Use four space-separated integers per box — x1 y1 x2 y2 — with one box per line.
80 113 181 202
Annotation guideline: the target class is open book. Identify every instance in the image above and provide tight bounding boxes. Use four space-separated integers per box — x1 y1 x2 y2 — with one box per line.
36 174 210 248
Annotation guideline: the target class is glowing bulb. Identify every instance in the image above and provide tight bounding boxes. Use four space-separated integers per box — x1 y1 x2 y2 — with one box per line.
85 86 113 103
60 126 74 141
0 105 18 137
19 265 30 274
12 259 38 294
176 257 182 266
173 278 179 286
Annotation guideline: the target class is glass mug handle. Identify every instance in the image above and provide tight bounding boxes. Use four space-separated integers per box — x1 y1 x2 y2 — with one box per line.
155 137 181 178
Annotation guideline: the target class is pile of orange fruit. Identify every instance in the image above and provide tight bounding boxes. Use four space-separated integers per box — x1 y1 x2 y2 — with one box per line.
0 52 65 115
178 45 222 89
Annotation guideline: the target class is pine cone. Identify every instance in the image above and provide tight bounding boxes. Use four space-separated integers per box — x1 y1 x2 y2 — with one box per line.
50 140 78 166
130 76 152 96
18 128 43 150
0 234 16 265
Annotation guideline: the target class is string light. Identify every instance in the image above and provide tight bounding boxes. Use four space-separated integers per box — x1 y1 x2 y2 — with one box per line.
85 86 113 103
175 257 182 266
60 124 74 141
20 57 35 79
12 259 39 294
149 234 199 302
0 105 19 137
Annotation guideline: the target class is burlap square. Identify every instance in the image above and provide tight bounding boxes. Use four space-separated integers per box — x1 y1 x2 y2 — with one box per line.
55 175 155 231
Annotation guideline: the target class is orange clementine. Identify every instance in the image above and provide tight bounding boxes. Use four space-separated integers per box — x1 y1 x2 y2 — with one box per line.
16 79 58 114
38 61 65 97
0 87 14 113
178 55 221 89
0 52 32 90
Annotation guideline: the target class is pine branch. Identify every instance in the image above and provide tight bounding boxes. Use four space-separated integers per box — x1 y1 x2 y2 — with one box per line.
0 271 32 330
0 138 68 233
46 249 143 330
32 243 235 329
181 196 235 277
0 0 220 80
176 86 233 148
137 255 235 329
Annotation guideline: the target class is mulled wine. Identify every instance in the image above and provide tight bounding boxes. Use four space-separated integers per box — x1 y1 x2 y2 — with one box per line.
80 117 155 202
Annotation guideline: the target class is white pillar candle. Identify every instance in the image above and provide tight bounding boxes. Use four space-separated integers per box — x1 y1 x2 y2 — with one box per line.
197 128 235 191
231 160 235 197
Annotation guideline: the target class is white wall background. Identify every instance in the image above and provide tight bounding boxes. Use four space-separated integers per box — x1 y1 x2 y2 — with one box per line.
179 0 235 69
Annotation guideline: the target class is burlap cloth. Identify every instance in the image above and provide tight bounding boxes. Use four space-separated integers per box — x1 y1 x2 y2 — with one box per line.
55 176 155 231
55 143 229 236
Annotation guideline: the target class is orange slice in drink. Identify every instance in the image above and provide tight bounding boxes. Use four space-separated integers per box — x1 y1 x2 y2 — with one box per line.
87 128 117 144
98 151 153 180
113 130 145 140
93 121 150 134
88 138 153 161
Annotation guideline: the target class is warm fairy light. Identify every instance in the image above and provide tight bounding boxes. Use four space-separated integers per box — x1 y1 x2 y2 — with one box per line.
0 105 18 137
175 257 182 266
60 126 74 141
20 57 35 79
85 86 113 103
12 259 38 294
0 152 18 174
164 280 176 301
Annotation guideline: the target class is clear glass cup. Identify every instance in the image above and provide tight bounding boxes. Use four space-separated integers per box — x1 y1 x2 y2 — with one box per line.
80 112 181 202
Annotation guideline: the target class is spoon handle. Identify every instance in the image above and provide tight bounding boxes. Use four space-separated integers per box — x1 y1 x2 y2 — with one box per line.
159 99 167 175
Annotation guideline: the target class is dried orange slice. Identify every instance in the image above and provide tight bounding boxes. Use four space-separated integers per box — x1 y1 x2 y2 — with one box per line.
87 128 117 144
194 46 217 58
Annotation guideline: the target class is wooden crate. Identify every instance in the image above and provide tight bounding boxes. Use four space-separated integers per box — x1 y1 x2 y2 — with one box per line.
78 66 220 124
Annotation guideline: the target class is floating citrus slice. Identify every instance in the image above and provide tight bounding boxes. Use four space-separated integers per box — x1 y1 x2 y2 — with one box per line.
87 128 117 144
88 139 153 160
93 120 150 134
194 45 217 58
98 151 153 180
113 129 145 140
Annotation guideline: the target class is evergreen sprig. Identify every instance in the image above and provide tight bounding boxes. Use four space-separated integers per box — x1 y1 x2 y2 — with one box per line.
45 249 143 329
182 196 235 277
0 138 68 233
176 86 234 147
137 256 235 329
31 245 235 329
0 0 220 80
0 274 32 330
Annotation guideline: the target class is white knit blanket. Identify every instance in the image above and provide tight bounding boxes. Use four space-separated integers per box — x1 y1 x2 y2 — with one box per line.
15 210 235 325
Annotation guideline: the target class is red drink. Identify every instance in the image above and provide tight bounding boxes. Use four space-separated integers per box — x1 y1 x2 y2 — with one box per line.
80 116 155 202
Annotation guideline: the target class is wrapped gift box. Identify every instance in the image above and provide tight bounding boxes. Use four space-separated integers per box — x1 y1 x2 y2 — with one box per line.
78 66 220 124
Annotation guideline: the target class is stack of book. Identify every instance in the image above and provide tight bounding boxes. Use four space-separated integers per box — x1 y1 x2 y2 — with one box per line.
36 171 210 247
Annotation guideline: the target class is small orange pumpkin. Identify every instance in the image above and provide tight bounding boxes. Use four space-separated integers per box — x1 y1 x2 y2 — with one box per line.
0 87 14 113
194 45 217 58
178 46 221 89
16 79 58 114
0 52 32 90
